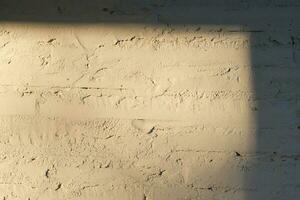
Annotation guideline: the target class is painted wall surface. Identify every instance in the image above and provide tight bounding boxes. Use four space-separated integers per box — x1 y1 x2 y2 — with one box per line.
0 1 299 199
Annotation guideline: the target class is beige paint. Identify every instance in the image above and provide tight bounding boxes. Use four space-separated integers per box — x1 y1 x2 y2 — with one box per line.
0 3 299 198
0 22 257 199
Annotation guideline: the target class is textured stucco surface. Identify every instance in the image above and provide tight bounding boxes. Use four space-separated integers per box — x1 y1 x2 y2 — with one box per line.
0 1 300 199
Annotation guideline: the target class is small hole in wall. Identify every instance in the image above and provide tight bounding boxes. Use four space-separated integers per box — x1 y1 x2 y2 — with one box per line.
57 6 63 14
235 151 241 157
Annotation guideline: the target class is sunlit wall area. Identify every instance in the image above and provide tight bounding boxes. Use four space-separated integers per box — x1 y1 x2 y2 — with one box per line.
0 22 256 199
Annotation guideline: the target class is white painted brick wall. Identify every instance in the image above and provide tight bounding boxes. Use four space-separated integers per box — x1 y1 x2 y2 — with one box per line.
0 1 299 199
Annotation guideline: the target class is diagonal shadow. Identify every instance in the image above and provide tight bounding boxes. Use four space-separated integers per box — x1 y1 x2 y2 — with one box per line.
0 0 299 199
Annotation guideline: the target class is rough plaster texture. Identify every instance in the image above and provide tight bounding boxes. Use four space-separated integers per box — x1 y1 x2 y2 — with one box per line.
0 1 300 199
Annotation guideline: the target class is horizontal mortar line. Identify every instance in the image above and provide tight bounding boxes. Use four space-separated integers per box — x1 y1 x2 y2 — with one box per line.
1 146 300 158
0 84 257 94
196 185 300 192
0 84 257 91
174 149 300 156
0 84 252 91
0 150 296 159
2 88 299 102
0 84 129 91
0 180 296 193
0 114 186 123
0 182 22 185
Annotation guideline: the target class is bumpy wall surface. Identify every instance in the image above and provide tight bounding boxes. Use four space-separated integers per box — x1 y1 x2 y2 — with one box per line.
0 1 299 199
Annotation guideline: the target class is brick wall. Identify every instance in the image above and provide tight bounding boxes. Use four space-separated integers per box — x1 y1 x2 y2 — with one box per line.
0 1 299 199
